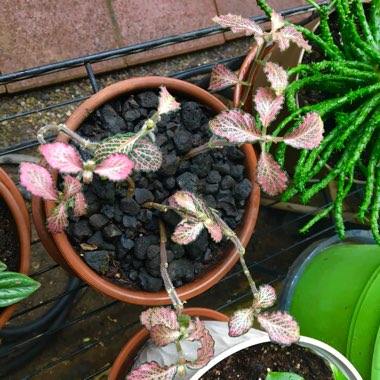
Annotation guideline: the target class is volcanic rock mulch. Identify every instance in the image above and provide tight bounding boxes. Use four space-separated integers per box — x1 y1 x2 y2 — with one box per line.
200 342 334 380
66 90 252 292
0 198 20 272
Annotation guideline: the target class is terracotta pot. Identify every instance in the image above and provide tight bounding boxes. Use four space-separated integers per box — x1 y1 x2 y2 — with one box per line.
108 308 228 380
33 77 260 305
0 167 31 328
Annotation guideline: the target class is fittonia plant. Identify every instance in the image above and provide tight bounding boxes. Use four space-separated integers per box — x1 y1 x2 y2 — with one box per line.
183 11 324 197
129 191 299 379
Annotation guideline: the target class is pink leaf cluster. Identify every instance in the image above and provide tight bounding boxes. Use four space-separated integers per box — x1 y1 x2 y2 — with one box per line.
253 285 277 310
186 329 215 370
169 191 222 244
141 308 179 331
208 64 240 91
257 312 300 345
274 26 311 51
157 86 181 116
127 362 177 380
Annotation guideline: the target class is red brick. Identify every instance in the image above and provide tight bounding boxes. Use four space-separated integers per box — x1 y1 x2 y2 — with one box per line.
111 0 224 66
0 0 125 92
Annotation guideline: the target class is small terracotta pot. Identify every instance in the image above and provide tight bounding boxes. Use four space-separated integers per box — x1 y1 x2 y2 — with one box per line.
108 308 228 380
0 167 31 328
33 77 260 305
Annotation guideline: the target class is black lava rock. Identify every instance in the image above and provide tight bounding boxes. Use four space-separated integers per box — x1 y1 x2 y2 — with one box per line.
89 214 109 230
138 209 152 223
204 195 216 209
230 165 245 181
146 245 160 260
163 177 176 190
207 170 221 184
226 146 244 161
160 152 179 176
123 109 141 122
100 204 114 219
234 179 252 201
181 102 203 131
87 231 115 250
100 104 126 134
191 154 213 178
220 175 235 190
146 249 174 277
102 224 122 241
92 179 115 202
213 163 231 175
71 220 93 241
186 229 208 260
137 91 158 108
204 183 218 194
173 128 193 154
203 248 213 263
138 268 163 292
122 215 138 229
168 258 194 283
171 244 185 259
120 197 140 215
177 172 198 192
84 192 100 215
134 235 159 260
134 188 154 204
115 236 135 260
83 251 110 273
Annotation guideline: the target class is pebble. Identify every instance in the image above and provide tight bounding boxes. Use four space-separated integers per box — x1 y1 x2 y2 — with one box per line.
83 251 110 273
102 224 122 241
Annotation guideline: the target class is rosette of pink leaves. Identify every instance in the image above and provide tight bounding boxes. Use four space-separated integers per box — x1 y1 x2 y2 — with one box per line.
128 307 215 380
169 191 223 245
209 88 323 196
229 285 300 345
20 164 86 233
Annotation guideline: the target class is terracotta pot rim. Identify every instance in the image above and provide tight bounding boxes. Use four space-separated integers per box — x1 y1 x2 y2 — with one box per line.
39 76 260 305
0 167 31 328
108 307 228 380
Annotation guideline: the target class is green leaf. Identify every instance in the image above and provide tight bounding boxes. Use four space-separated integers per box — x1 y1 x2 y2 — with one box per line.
0 261 7 272
331 364 348 380
0 271 40 307
265 372 304 380
178 314 191 329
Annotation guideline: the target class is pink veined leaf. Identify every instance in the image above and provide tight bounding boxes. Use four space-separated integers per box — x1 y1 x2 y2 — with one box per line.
209 109 262 143
271 12 285 32
172 220 204 245
274 26 311 51
170 191 200 214
254 88 284 128
228 308 254 337
150 325 181 346
46 202 68 234
129 139 163 172
284 112 324 150
208 64 240 91
187 317 206 341
212 14 263 37
157 86 181 116
93 153 134 181
74 192 87 217
204 219 223 243
253 285 277 310
186 328 215 370
257 152 288 196
127 362 177 380
20 162 58 201
257 312 300 345
264 62 288 96
63 175 82 200
39 142 83 174
140 308 179 331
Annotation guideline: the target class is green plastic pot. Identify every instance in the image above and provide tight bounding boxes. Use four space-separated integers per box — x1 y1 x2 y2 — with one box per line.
279 230 380 380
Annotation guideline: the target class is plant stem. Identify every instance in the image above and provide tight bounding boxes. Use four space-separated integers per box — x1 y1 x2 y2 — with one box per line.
126 177 136 197
37 124 98 150
158 219 183 314
212 212 258 296
181 138 229 160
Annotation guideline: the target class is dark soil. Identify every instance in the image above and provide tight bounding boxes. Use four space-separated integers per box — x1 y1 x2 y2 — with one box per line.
64 90 252 293
0 197 19 272
200 342 334 380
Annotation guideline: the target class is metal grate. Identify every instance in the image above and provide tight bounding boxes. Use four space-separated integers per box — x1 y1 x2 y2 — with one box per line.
0 4 365 379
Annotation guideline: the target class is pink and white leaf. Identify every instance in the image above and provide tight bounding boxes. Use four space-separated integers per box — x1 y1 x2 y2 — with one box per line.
127 362 177 380
284 112 324 150
271 12 285 32
157 86 181 116
39 142 83 174
74 192 87 217
257 152 288 196
209 109 262 143
274 26 311 51
257 312 300 345
63 175 82 200
169 191 200 214
205 221 223 243
172 220 204 245
212 14 263 37
94 153 134 181
150 325 181 346
264 62 288 96
253 285 277 310
186 328 215 370
46 202 68 234
254 88 284 128
129 139 163 172
228 308 254 337
187 317 206 341
20 163 58 201
208 64 240 91
140 308 179 331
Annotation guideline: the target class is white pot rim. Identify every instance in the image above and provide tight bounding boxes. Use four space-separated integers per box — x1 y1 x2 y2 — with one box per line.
189 330 363 380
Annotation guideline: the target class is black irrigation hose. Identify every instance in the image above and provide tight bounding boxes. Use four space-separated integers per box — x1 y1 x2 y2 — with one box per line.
0 276 81 338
